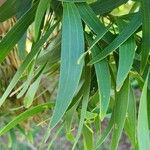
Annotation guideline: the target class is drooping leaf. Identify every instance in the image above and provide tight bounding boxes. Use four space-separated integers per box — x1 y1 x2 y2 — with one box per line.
0 23 58 106
0 1 39 63
72 60 91 150
65 100 80 141
140 0 150 73
89 12 142 65
137 71 150 150
16 0 32 61
0 103 53 136
90 0 128 15
124 88 138 150
17 61 35 99
82 124 94 150
0 0 32 22
76 3 107 34
34 0 51 41
116 19 136 91
9 129 17 150
24 75 42 108
110 77 130 150
50 2 84 128
86 34 111 119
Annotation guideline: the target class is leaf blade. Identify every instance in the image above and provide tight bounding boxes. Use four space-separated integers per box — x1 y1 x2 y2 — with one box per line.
50 2 84 128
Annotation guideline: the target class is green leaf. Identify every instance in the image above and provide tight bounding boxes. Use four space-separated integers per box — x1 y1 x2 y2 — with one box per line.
65 100 80 141
34 0 51 41
72 61 91 150
90 0 128 15
147 89 150 129
116 19 136 91
17 62 35 99
0 0 32 22
24 75 42 108
110 77 130 150
0 1 39 63
16 0 32 61
76 3 107 34
89 12 142 65
0 102 53 136
9 129 17 150
50 2 84 128
0 23 58 106
59 0 86 2
86 34 111 119
140 0 150 73
83 124 94 150
24 62 47 108
137 71 150 150
124 88 138 150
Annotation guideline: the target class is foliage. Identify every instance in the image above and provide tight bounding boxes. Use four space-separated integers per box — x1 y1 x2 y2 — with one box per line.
0 0 150 149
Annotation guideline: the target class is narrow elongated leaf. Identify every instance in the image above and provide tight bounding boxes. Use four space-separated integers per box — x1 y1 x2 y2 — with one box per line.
72 62 91 150
24 75 42 108
0 103 53 136
124 88 138 150
76 3 115 45
0 0 32 22
16 0 32 61
116 19 136 91
86 34 111 119
17 62 35 99
50 3 84 128
140 0 150 73
76 3 107 34
78 30 109 64
83 124 94 150
0 23 57 106
23 62 47 108
137 72 150 150
65 103 77 141
90 0 128 15
110 77 129 150
148 89 150 129
0 1 39 63
89 12 142 65
34 0 50 41
9 129 17 150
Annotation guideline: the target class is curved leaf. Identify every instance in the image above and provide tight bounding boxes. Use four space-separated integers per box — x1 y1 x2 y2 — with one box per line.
50 2 84 128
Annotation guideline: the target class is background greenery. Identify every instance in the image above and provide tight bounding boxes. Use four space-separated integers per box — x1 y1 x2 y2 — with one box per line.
0 0 150 149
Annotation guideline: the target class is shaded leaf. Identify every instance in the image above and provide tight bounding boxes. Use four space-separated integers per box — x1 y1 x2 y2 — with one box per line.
86 34 111 119
116 19 136 91
137 71 150 150
110 77 129 150
34 0 51 41
89 12 142 65
83 124 94 150
0 23 58 106
140 0 150 73
0 103 53 136
0 1 39 63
